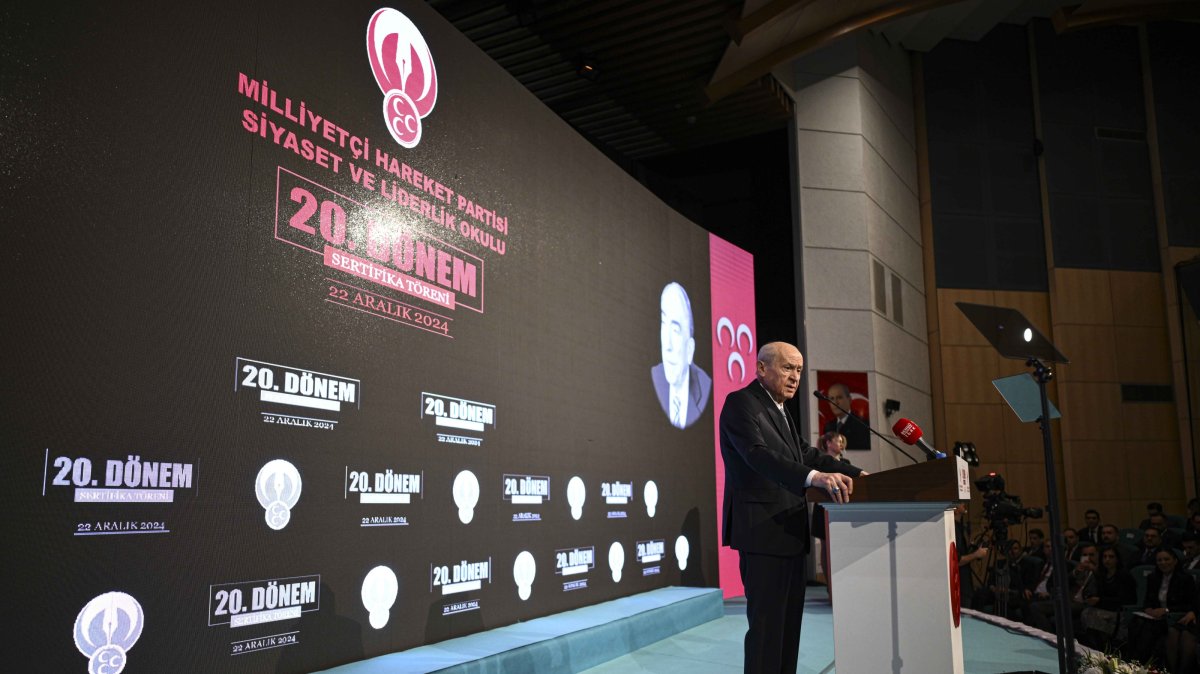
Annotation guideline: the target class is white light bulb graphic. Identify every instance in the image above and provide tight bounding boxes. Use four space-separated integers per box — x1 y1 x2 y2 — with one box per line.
566 476 586 520
255 459 303 530
644 480 659 518
513 551 536 601
608 542 625 583
675 535 691 571
452 470 480 524
361 565 399 629
74 591 144 674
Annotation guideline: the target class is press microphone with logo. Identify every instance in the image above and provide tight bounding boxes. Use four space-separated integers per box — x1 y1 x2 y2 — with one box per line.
890 418 946 460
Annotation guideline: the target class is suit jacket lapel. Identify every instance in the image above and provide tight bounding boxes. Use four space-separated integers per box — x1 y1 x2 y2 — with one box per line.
749 382 798 456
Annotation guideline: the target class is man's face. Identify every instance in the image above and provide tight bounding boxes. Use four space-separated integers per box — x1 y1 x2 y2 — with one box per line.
1144 528 1162 548
828 385 852 416
1030 532 1045 548
757 345 803 403
1064 530 1078 546
660 286 694 386
1080 546 1098 568
1100 526 1118 544
1085 512 1100 528
1150 514 1167 531
1008 542 1022 559
1184 540 1199 560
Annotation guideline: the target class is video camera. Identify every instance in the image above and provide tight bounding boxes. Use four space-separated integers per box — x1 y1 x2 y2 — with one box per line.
975 473 1043 531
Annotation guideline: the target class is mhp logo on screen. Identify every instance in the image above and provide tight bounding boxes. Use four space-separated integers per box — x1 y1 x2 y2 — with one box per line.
367 8 438 149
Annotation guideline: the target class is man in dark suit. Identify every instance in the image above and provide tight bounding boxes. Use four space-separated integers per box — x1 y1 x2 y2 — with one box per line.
720 342 862 674
651 282 712 429
822 382 871 450
1079 509 1102 544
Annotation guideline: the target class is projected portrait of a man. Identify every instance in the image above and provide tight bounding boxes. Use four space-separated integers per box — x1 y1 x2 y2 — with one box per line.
651 282 712 429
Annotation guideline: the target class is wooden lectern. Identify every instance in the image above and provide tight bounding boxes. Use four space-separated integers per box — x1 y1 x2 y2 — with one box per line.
808 457 971 673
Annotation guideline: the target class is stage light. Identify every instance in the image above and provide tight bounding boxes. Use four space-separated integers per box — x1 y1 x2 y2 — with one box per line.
576 55 599 81
954 441 980 467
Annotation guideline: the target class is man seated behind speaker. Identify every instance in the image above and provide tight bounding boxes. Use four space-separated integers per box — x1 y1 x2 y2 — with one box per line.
650 282 711 429
822 382 870 449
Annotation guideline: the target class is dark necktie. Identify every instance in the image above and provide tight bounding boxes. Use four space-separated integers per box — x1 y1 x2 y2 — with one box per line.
782 408 798 451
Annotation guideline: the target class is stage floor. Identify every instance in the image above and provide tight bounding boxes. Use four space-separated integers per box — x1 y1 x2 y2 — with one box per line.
322 586 1063 673
582 588 1062 674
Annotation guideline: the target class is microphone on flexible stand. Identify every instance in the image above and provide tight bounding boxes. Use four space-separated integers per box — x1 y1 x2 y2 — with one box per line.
890 418 947 461
812 390 919 465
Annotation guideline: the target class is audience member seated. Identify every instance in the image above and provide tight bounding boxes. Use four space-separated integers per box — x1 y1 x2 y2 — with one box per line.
1149 512 1183 550
1080 545 1137 650
1140 502 1166 530
1026 542 1099 635
1064 527 1083 562
972 539 1034 622
1185 533 1200 572
1127 549 1196 665
1136 527 1168 567
1080 509 1102 544
1166 579 1200 674
1026 528 1046 556
1187 513 1200 538
1021 541 1059 617
1101 524 1137 569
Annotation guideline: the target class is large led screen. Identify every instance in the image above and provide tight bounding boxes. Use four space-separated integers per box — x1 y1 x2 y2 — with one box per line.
1 2 756 672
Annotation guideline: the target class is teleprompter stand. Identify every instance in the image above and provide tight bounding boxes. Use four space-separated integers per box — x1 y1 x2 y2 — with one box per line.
956 302 1074 674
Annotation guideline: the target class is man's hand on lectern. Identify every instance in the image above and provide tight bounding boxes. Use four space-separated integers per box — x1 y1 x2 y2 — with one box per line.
812 472 853 504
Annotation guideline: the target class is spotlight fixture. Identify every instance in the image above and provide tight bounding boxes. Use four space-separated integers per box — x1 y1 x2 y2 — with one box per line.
953 441 980 467
883 399 900 417
576 54 599 81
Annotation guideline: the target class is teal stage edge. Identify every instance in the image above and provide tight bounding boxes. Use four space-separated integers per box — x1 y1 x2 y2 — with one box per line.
316 587 723 674
320 586 1068 673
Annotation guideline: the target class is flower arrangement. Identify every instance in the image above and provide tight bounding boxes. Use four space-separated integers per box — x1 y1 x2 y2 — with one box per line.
1077 650 1170 674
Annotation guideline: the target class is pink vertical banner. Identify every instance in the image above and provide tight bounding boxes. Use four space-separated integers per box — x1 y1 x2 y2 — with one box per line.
708 233 756 599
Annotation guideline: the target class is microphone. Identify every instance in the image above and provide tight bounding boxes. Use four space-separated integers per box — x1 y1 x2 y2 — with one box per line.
813 390 919 464
890 418 946 460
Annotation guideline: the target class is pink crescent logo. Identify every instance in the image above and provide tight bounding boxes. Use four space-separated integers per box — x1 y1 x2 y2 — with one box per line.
366 8 438 149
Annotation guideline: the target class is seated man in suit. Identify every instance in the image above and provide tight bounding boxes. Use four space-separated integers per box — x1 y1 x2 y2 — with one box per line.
1149 512 1182 550
720 341 862 674
1080 509 1102 544
1026 528 1046 556
1182 532 1200 571
822 382 870 450
1099 524 1137 569
1140 501 1165 530
650 282 711 429
1135 526 1167 567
